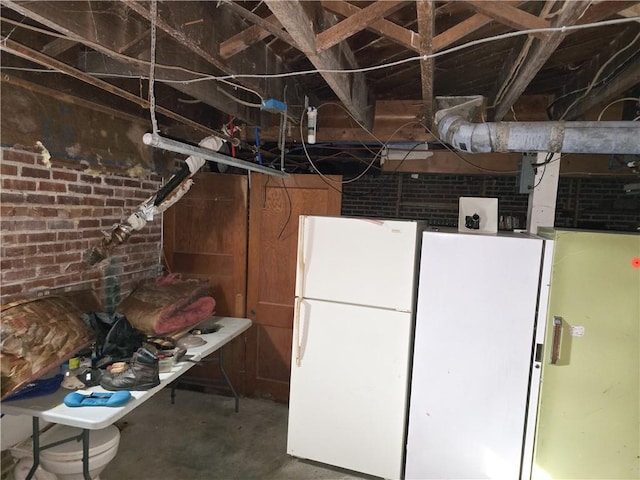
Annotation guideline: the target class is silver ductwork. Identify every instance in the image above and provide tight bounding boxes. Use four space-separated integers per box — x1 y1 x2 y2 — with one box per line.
434 96 640 155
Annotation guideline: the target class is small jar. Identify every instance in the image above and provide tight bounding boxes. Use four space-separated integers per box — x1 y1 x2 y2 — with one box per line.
157 354 173 373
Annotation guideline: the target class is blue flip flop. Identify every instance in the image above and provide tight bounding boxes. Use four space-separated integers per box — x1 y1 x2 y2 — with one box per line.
64 390 131 407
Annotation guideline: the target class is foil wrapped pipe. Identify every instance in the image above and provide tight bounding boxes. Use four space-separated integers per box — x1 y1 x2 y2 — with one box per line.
435 96 640 155
83 137 220 266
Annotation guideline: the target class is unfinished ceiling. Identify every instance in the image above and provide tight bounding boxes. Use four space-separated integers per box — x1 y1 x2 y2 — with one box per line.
1 1 639 172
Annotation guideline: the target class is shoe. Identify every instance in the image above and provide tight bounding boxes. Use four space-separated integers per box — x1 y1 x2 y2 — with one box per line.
100 348 160 391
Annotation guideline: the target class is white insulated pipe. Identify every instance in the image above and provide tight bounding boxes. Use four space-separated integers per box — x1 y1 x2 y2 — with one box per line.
142 133 289 178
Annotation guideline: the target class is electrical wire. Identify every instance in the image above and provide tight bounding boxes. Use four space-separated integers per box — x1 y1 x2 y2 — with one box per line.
148 0 159 135
545 50 640 117
559 31 640 120
299 108 382 184
3 15 638 83
217 87 262 108
533 163 547 189
0 15 263 100
597 97 640 121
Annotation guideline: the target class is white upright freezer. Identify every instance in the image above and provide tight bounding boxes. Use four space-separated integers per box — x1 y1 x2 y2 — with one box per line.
405 230 550 480
287 215 424 480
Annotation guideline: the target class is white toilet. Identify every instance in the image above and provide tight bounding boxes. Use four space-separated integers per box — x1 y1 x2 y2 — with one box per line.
10 424 120 480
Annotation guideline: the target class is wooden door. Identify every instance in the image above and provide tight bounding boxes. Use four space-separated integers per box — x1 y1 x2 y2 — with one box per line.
246 173 342 402
163 172 248 393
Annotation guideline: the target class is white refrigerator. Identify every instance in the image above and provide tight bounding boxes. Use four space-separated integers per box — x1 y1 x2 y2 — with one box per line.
287 215 424 480
405 230 551 480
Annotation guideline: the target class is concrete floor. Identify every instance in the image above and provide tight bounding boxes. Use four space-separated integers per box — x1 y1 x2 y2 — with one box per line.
101 388 372 480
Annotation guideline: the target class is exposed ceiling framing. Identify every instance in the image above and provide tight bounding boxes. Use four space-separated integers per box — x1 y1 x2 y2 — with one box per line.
1 0 639 171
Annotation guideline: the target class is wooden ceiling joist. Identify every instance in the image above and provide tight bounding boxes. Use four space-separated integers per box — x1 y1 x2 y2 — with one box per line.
461 1 550 38
316 1 407 53
0 39 216 136
322 0 421 52
222 2 297 49
265 0 374 130
40 38 77 57
417 0 435 128
121 0 264 92
321 0 514 57
220 14 281 59
492 1 591 121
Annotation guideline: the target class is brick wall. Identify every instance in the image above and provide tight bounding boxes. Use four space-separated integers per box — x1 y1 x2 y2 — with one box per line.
0 146 163 307
342 172 640 231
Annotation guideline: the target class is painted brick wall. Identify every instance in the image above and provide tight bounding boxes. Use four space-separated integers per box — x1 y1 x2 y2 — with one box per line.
342 173 639 231
0 146 163 307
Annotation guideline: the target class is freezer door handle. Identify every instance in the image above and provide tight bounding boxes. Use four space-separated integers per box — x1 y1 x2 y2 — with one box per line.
550 316 563 365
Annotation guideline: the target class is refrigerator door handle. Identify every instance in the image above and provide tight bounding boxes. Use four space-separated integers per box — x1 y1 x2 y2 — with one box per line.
550 316 563 365
294 296 302 367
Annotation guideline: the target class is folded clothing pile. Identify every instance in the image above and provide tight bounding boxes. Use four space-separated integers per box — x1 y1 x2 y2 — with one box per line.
117 275 216 336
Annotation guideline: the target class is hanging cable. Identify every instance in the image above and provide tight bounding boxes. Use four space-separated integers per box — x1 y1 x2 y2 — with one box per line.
148 0 159 134
597 97 640 121
216 86 262 108
560 31 640 120
2 16 638 83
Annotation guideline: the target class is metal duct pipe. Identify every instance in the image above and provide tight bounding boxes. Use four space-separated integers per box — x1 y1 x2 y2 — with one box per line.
435 96 640 155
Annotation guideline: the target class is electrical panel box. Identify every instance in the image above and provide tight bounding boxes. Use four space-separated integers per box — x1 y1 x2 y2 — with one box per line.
518 153 537 194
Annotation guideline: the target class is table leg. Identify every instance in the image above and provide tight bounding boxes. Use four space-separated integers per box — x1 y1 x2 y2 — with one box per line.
82 429 91 480
25 417 40 480
218 348 239 413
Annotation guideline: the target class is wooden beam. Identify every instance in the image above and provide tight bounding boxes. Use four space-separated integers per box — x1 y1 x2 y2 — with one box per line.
222 1 297 48
41 38 77 57
122 0 262 94
383 151 637 176
220 15 281 59
80 51 259 125
578 1 638 25
383 151 522 174
563 56 640 121
0 39 217 137
257 100 434 142
316 1 406 53
417 0 435 128
433 13 492 52
322 0 420 52
265 0 374 130
461 1 550 38
493 2 590 121
2 0 298 126
2 73 149 125
322 0 498 54
1 1 246 121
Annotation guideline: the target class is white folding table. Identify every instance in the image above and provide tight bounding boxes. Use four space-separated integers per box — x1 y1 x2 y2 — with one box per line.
1 316 252 480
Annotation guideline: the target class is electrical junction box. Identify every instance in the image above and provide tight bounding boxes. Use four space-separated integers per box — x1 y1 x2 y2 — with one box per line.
518 153 537 194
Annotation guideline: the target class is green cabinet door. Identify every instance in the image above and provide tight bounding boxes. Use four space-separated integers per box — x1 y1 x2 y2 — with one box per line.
533 230 640 480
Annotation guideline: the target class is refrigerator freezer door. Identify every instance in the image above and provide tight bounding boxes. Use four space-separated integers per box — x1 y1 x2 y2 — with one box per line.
296 216 420 311
532 231 639 479
287 299 413 480
406 232 545 480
